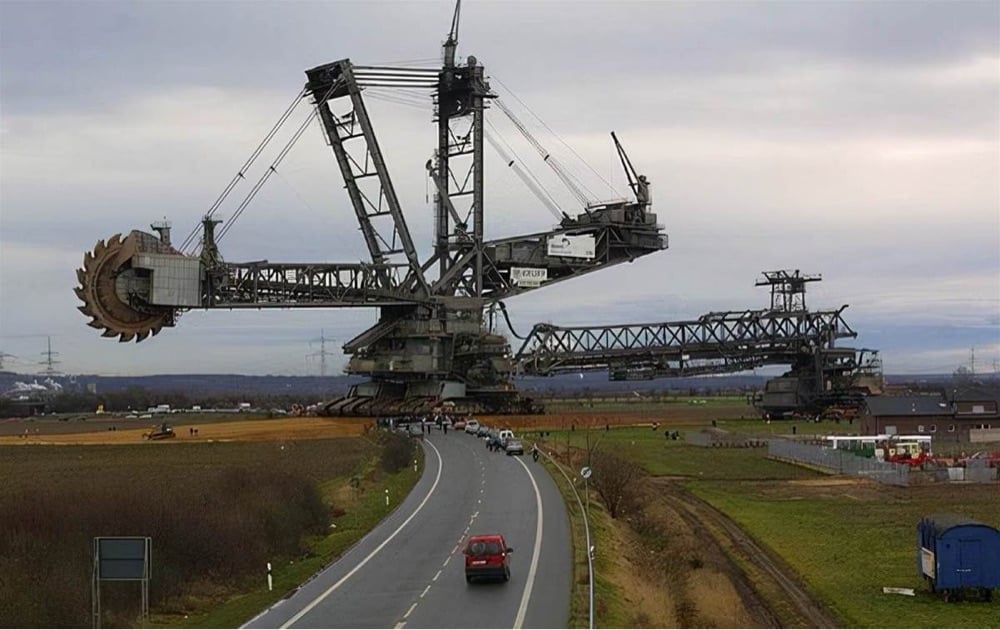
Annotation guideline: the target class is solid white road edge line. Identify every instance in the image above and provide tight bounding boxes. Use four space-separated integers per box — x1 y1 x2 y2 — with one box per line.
278 439 444 629
513 456 544 630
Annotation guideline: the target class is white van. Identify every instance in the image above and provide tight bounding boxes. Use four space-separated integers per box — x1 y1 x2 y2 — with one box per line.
498 429 515 445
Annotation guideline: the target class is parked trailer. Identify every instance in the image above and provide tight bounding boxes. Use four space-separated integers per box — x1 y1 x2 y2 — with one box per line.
917 513 1000 601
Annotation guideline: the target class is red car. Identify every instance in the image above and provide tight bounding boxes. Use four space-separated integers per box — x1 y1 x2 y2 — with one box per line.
464 534 513 583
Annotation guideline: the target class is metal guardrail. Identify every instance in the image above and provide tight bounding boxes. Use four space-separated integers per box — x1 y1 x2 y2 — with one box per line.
538 447 594 629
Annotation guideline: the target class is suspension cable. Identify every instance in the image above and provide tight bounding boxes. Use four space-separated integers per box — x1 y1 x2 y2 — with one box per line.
484 121 564 221
366 57 440 67
216 108 319 243
492 75 626 200
197 76 346 249
493 98 592 206
365 88 432 109
180 87 308 253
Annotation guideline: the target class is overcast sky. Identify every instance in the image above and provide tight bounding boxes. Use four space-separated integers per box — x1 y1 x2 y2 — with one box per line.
1 0 997 378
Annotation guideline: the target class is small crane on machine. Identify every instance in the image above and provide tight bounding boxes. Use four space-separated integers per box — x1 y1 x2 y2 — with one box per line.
75 1 668 415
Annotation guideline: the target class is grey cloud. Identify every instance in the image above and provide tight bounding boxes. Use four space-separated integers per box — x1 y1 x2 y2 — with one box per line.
1 0 997 376
4 1 997 114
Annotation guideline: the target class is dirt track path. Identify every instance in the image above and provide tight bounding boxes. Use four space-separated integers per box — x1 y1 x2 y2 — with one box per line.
650 478 839 628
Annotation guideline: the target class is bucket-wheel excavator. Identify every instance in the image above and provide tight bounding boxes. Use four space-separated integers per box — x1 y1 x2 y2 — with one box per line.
76 3 878 418
75 2 667 415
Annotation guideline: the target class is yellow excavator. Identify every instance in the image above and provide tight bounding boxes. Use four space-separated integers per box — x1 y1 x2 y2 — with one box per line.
144 421 176 441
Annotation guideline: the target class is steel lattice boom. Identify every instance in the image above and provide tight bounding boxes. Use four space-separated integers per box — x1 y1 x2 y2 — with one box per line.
513 272 883 418
514 307 856 377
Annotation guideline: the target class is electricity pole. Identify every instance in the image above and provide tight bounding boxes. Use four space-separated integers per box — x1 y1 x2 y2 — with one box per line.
39 337 60 376
307 330 336 377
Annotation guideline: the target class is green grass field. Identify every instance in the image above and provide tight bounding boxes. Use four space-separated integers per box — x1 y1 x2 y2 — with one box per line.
691 482 1000 628
552 423 1000 627
538 426 820 480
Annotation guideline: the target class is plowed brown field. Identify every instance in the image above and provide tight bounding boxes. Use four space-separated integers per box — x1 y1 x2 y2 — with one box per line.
0 417 370 445
0 402 751 446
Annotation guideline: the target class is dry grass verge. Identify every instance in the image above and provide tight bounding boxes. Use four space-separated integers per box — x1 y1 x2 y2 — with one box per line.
0 438 373 628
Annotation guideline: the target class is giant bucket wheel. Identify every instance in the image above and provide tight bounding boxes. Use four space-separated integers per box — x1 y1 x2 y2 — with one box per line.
75 233 176 342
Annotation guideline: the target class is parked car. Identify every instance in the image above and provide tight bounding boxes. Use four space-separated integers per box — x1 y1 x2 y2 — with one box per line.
464 534 513 583
453 419 467 430
504 439 524 456
476 424 490 437
465 420 480 434
498 429 515 446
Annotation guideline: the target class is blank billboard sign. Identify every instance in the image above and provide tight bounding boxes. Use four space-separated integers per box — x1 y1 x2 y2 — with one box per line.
96 537 149 581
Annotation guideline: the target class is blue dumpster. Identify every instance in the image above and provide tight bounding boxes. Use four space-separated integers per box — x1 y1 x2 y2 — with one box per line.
917 513 1000 600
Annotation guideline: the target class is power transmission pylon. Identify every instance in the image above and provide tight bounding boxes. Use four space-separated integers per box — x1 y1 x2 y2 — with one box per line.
307 330 336 377
39 336 61 376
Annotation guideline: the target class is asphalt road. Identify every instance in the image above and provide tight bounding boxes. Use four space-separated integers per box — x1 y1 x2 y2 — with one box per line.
245 429 571 629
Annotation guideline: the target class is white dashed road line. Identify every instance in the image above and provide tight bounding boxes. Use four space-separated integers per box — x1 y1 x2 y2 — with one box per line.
404 602 418 618
278 440 444 629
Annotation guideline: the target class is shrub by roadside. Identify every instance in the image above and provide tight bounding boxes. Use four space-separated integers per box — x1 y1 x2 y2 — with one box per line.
378 430 416 474
0 440 369 628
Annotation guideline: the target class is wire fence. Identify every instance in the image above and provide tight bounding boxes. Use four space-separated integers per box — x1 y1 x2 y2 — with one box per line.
685 431 714 447
959 459 998 484
685 430 768 449
768 439 911 486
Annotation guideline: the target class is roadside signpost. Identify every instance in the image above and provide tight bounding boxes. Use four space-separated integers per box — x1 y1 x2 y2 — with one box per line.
92 536 151 629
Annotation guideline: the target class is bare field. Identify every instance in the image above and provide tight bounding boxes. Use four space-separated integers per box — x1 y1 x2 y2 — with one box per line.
0 401 748 446
0 417 370 445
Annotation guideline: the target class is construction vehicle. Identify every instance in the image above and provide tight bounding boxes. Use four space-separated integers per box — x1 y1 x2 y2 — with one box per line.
882 438 933 467
74 2 666 415
144 422 176 441
74 3 877 417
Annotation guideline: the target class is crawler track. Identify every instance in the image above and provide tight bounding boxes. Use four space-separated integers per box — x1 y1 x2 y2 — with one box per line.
652 479 839 628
